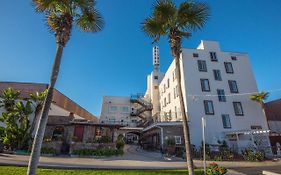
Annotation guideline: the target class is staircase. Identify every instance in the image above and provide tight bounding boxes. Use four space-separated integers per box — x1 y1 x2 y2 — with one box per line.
130 94 153 127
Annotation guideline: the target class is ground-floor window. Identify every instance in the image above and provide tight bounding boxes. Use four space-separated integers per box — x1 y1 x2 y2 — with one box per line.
175 136 181 145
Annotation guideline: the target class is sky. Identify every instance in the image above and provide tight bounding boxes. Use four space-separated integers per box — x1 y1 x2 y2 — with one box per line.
1 0 281 117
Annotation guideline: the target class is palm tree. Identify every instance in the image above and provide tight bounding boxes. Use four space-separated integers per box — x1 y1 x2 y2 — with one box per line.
29 90 48 136
142 1 209 174
250 91 269 109
27 1 104 174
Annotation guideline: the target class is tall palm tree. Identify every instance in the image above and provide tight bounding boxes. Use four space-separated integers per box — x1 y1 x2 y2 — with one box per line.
142 1 209 174
28 1 104 174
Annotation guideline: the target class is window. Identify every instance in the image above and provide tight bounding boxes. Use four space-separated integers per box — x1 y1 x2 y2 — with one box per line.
210 52 217 61
217 89 226 102
154 76 158 80
122 106 129 113
224 62 234 73
200 79 210 92
251 125 262 130
231 56 237 60
52 126 64 140
154 86 158 89
221 114 231 128
175 136 182 144
173 87 176 99
193 53 199 58
213 70 222 81
164 98 167 107
204 100 214 115
110 106 118 112
164 84 166 93
167 79 170 88
233 102 244 116
176 85 179 97
228 80 238 93
172 71 175 81
198 60 207 72
168 93 171 104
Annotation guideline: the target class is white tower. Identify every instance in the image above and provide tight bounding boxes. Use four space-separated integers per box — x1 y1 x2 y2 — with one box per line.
153 46 160 70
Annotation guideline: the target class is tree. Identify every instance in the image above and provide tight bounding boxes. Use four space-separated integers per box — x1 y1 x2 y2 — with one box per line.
29 90 48 136
0 88 33 150
142 1 209 174
28 1 104 174
250 91 269 109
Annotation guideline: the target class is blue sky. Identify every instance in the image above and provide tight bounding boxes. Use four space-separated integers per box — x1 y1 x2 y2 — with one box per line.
1 0 281 117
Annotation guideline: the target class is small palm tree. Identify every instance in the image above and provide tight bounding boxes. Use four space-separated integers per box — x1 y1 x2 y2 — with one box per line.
28 1 104 174
250 91 269 109
142 1 209 174
29 90 48 136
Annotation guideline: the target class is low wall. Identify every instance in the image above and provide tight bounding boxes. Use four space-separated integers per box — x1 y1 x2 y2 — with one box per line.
42 141 63 154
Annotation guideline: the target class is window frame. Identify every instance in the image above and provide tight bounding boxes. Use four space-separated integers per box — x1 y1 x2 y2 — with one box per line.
200 79 211 92
233 102 244 116
204 100 214 115
197 60 207 72
217 89 226 102
213 69 222 81
221 114 231 129
228 80 239 93
175 136 182 144
210 52 218 62
224 62 234 74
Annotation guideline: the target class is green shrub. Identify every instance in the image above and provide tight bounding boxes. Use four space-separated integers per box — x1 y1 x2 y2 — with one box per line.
242 150 265 161
116 139 125 150
206 162 227 175
72 148 123 157
41 148 56 155
93 136 112 143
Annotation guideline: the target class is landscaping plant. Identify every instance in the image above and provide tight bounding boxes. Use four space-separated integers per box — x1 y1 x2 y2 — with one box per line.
206 163 227 175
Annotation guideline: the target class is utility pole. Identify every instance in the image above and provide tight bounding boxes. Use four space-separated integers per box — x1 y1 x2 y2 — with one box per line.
202 117 206 175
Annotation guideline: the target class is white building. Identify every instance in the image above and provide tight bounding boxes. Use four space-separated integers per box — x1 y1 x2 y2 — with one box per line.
158 40 270 151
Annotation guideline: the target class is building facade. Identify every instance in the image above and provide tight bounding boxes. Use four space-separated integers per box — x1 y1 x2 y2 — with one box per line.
158 40 270 152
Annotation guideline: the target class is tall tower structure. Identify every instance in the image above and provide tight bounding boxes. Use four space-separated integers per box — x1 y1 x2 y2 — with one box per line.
144 46 164 117
153 46 160 70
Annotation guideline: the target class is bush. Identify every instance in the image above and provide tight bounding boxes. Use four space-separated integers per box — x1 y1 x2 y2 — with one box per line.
93 136 112 143
41 147 56 155
72 148 123 157
116 139 125 150
242 150 265 161
206 162 227 175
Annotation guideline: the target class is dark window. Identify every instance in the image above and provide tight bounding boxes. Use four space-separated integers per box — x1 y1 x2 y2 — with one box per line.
52 126 64 141
222 114 231 128
193 53 199 58
154 76 158 80
225 62 234 73
233 102 244 116
200 79 210 92
213 69 222 81
204 100 214 115
198 60 207 72
231 56 237 60
251 125 262 130
217 89 226 102
228 80 238 93
210 52 217 61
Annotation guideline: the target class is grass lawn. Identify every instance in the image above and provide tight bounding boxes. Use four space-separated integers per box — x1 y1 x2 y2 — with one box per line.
0 166 204 175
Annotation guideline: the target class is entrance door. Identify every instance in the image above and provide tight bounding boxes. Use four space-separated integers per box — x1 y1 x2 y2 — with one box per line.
74 126 84 142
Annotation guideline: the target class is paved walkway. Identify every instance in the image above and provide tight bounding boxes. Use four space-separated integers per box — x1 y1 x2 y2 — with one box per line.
0 145 280 175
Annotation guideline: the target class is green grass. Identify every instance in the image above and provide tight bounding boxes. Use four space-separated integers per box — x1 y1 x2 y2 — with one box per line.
0 166 204 175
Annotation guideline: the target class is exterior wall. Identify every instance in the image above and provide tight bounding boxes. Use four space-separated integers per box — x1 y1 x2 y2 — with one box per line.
159 40 269 148
99 96 141 127
265 99 281 133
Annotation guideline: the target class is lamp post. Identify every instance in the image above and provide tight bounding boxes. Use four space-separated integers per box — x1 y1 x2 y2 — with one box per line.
202 117 206 175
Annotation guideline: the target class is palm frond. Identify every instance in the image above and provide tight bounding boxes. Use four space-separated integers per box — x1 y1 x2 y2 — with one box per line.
76 9 104 32
177 1 210 31
142 16 166 43
153 0 176 23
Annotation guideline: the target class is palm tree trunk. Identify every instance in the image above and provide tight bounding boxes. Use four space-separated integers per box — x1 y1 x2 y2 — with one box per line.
170 34 194 175
174 56 195 175
27 44 64 175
